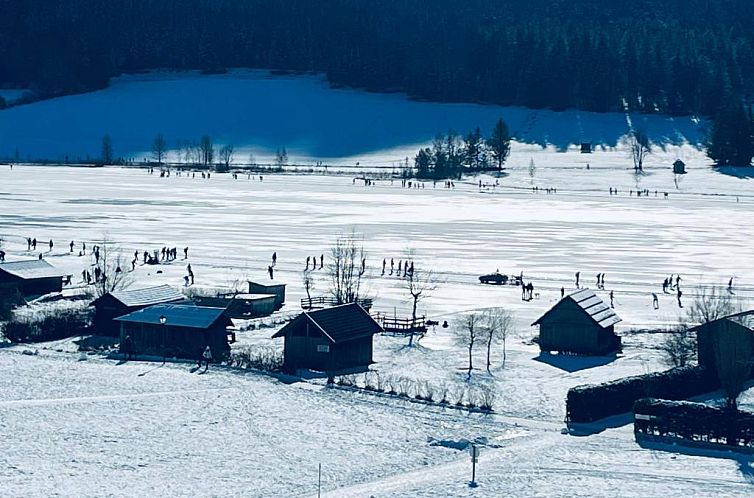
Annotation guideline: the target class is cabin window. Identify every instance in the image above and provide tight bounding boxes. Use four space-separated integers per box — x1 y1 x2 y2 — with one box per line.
317 344 330 353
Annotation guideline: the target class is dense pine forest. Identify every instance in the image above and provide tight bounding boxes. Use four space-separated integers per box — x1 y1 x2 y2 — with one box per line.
0 0 752 116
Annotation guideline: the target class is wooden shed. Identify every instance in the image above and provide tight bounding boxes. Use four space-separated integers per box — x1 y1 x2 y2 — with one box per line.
580 143 593 154
116 304 233 360
691 311 754 372
272 303 383 374
91 284 191 336
249 281 286 309
0 259 65 297
532 289 621 355
673 159 687 174
192 292 277 319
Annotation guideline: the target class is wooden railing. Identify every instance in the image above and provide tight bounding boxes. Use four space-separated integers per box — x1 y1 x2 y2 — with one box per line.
372 312 427 335
300 295 373 311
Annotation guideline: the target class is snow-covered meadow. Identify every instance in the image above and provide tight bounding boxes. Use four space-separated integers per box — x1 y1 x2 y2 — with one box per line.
2 141 754 496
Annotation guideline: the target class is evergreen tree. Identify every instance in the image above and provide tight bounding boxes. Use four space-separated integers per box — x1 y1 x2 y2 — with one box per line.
487 118 511 170
706 98 754 167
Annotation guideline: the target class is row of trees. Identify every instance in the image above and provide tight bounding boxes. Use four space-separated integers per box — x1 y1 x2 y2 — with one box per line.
2 1 752 116
706 98 754 167
414 119 511 179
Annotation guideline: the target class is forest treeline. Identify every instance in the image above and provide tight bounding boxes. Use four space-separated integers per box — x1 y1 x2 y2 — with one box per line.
0 0 752 116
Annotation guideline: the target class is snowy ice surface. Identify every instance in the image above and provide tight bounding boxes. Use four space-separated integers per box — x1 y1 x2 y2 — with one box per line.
1 142 754 496
0 70 706 163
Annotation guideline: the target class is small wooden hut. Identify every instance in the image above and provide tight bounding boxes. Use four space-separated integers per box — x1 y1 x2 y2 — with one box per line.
116 304 233 360
673 159 687 174
0 259 65 297
91 284 191 336
580 143 593 154
249 281 286 309
691 311 754 372
272 303 383 374
532 289 621 355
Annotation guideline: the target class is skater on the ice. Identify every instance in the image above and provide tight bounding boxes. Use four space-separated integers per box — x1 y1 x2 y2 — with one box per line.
390 258 395 275
361 257 366 274
268 265 274 280
382 259 386 275
272 252 277 265
320 254 324 268
94 266 102 282
27 237 31 251
48 239 53 252
143 250 149 264
596 273 601 288
728 277 734 294
561 286 565 298
187 264 194 285
409 261 414 277
398 260 402 275
305 256 310 270
662 278 669 293
677 288 683 308
69 241 74 252
600 273 606 288
32 238 37 250
609 290 614 308
312 256 317 270
675 274 681 289
184 247 189 259
575 271 580 288
652 293 659 309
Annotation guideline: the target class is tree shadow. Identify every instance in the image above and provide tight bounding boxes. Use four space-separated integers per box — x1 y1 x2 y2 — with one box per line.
534 351 617 373
713 166 754 179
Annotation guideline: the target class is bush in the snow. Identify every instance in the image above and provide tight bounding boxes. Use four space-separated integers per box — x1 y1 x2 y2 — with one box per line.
228 347 283 372
5 307 92 343
566 366 719 424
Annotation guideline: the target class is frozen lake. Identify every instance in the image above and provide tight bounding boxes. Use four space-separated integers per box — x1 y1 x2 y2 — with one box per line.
0 70 706 163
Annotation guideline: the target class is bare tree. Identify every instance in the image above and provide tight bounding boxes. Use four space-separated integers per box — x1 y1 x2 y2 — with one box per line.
628 129 651 172
713 319 754 410
200 135 214 167
528 157 536 184
302 271 315 309
685 286 736 326
218 144 234 172
482 307 513 371
275 147 288 168
327 233 366 306
101 134 114 165
248 151 256 166
151 133 167 164
402 250 439 347
456 313 482 379
93 237 132 298
660 323 697 368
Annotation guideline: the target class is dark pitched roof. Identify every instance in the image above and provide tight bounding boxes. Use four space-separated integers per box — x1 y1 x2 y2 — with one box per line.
0 259 65 279
97 284 189 308
273 303 383 343
532 288 621 328
688 310 754 333
115 304 230 329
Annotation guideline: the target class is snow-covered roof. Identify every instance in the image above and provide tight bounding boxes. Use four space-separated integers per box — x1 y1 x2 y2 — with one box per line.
532 288 621 328
0 259 64 280
115 304 230 329
108 284 187 307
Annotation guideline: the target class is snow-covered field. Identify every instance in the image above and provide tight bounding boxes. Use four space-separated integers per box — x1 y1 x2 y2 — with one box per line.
1 143 754 496
0 70 706 163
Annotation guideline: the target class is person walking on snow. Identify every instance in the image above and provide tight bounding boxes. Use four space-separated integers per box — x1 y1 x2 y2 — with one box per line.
677 288 683 308
69 241 74 252
609 291 614 308
49 240 53 252
201 346 212 372
575 272 580 288
272 252 277 265
652 293 659 310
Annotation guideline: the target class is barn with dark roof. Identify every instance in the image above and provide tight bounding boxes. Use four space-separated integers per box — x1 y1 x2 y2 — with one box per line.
690 310 754 372
272 303 383 374
532 289 621 355
115 303 233 360
91 284 191 336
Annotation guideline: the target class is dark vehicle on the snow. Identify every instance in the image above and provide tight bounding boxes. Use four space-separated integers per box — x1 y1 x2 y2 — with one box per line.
479 272 508 285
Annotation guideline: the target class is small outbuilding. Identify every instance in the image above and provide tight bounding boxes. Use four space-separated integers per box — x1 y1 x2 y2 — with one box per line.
116 304 233 360
0 259 65 297
532 289 622 355
192 291 277 319
673 159 687 174
91 284 191 336
691 310 754 372
580 143 593 154
272 302 383 374
249 281 286 309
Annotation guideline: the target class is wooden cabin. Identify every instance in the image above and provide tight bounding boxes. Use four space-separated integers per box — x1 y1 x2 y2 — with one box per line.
249 281 286 309
272 303 383 374
673 159 687 174
91 284 191 336
580 143 593 154
0 259 65 297
116 304 233 360
532 289 621 355
691 311 754 372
